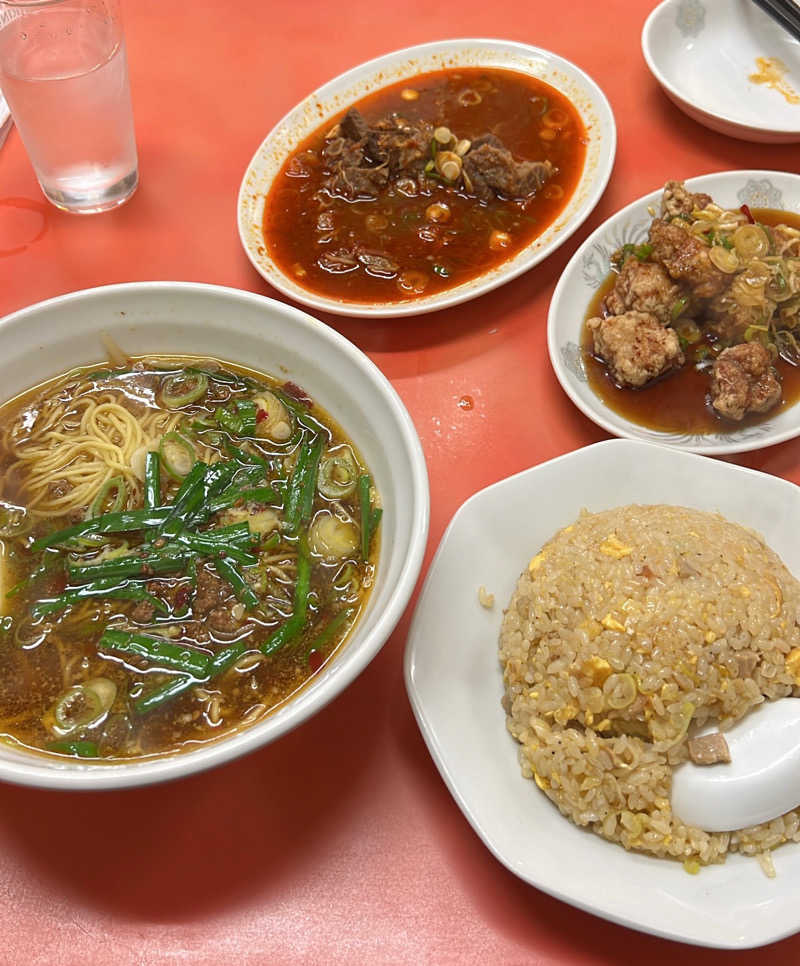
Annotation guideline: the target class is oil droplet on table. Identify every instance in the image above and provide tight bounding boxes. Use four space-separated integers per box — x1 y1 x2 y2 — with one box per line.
0 197 49 257
748 57 800 105
457 395 474 411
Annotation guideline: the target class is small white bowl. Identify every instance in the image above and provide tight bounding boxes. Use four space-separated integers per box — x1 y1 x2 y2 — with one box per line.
0 282 429 789
548 169 800 455
238 38 616 318
643 0 800 143
405 438 800 949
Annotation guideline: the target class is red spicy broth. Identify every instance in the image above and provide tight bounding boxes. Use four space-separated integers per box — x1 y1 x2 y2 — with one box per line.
264 67 587 303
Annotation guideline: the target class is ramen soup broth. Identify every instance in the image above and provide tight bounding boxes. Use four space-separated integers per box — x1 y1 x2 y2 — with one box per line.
0 356 381 761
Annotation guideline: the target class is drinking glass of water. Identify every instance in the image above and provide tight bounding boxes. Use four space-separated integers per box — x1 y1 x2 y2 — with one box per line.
0 0 138 214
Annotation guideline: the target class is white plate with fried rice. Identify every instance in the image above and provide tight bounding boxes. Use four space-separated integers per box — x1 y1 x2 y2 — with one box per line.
548 169 800 455
404 439 800 948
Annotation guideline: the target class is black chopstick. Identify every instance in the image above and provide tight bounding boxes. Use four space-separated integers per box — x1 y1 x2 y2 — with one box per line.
750 0 800 44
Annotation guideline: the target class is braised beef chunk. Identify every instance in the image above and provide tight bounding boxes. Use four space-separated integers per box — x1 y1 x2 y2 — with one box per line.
588 310 685 388
604 255 689 326
660 180 712 219
322 113 430 200
463 143 553 203
321 138 389 200
317 248 359 274
648 218 728 299
321 106 552 204
709 342 782 421
339 107 369 142
469 133 505 151
358 251 399 277
365 117 432 174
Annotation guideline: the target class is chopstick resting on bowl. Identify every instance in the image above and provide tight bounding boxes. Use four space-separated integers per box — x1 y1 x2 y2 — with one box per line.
750 0 800 43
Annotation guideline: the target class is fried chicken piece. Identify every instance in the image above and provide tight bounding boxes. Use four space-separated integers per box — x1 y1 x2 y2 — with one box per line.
709 342 781 420
705 292 774 343
660 180 712 219
588 310 685 388
648 219 729 299
605 255 689 325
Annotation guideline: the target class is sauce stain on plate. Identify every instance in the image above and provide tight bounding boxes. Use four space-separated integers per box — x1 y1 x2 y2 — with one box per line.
748 57 800 105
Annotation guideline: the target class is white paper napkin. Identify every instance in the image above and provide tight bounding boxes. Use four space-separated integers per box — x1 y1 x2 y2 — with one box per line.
0 89 12 149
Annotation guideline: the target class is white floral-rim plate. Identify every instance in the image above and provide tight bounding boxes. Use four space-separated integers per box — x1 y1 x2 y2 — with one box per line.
404 439 800 949
547 170 800 455
237 38 616 318
642 0 800 144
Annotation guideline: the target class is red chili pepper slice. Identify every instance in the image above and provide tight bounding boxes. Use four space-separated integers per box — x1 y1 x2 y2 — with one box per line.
740 204 755 224
255 408 267 423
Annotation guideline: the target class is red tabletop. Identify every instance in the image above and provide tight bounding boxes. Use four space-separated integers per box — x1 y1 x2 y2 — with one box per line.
2 1 800 963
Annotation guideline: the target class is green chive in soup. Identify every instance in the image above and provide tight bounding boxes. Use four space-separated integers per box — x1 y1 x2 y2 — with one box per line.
0 356 381 761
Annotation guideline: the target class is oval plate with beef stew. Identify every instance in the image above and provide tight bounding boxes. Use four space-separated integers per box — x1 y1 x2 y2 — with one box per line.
238 38 615 318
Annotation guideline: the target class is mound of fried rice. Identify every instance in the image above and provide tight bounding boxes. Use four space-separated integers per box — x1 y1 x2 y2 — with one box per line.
499 504 800 868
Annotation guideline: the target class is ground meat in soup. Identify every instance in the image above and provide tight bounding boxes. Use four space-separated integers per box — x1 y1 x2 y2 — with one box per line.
0 356 382 762
710 342 782 420
588 310 685 388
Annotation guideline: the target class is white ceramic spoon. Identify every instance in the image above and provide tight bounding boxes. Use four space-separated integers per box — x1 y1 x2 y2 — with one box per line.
671 699 800 832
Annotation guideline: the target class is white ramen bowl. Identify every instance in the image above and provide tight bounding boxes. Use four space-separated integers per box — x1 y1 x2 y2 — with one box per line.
0 282 429 789
642 0 800 144
237 38 616 318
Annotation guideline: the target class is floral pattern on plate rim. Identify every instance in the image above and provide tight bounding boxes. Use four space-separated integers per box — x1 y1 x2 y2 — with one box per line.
675 0 706 37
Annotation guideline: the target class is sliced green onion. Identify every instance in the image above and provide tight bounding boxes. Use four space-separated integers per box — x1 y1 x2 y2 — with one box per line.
99 628 210 676
144 451 161 509
318 448 359 499
215 400 258 437
134 673 195 715
31 508 172 551
214 556 259 610
184 366 243 386
68 551 191 584
0 499 31 538
224 440 270 472
46 740 99 758
304 608 353 658
159 432 196 480
156 462 208 539
671 297 688 321
160 371 209 409
52 678 116 733
32 578 168 618
205 485 278 517
88 476 126 519
358 474 381 560
262 533 311 655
